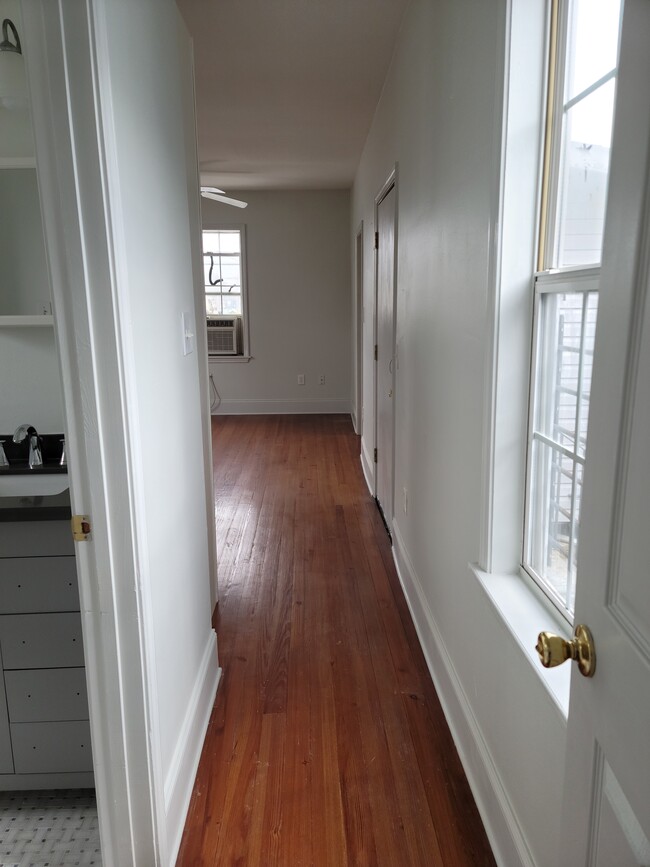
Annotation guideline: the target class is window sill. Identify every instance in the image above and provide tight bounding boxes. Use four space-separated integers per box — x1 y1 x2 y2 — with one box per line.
470 564 571 720
208 355 252 363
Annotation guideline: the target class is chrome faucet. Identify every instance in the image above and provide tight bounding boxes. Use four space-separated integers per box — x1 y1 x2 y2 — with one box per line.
13 424 43 469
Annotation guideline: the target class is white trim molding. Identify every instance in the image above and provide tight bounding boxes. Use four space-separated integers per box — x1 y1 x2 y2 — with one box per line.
165 633 221 865
211 398 351 415
360 440 375 497
391 524 536 867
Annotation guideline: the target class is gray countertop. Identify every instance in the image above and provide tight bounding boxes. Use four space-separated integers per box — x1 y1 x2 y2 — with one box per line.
0 489 72 522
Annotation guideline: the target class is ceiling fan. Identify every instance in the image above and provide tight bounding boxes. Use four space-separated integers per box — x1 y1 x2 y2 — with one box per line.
200 186 248 209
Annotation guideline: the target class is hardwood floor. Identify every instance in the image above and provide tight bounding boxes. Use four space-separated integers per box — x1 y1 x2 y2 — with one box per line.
176 415 496 866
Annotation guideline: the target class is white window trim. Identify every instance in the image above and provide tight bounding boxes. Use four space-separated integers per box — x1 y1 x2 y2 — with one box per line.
202 223 251 359
477 0 572 716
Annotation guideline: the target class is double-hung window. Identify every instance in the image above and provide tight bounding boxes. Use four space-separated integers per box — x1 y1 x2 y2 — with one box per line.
202 227 249 357
523 0 623 620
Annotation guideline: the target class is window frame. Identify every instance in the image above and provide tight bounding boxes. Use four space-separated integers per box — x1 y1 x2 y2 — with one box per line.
522 269 599 621
202 224 251 360
521 0 623 621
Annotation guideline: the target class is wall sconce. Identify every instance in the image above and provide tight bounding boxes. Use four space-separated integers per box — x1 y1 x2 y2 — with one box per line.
0 19 27 109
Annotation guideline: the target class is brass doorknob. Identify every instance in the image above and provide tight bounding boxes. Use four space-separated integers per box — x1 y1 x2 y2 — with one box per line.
535 624 596 678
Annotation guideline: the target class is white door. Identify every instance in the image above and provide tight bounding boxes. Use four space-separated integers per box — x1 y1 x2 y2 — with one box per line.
560 1 650 862
375 182 397 529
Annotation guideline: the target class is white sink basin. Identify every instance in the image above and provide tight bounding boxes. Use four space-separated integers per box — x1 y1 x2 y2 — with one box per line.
0 473 69 497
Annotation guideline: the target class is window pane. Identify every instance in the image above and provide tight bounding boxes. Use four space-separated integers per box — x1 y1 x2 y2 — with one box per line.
565 0 622 101
222 294 242 315
218 232 241 254
535 292 585 450
220 258 241 286
204 256 223 287
203 232 221 254
528 439 574 609
555 79 615 267
566 461 584 615
577 293 598 457
206 295 222 316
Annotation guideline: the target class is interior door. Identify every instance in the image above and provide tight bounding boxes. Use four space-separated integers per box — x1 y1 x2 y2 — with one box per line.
375 182 397 529
560 1 650 862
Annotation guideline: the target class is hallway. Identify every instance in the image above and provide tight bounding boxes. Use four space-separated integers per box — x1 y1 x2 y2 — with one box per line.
176 415 495 865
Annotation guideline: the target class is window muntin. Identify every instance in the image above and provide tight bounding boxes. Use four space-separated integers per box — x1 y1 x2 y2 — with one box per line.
202 229 243 316
523 0 622 621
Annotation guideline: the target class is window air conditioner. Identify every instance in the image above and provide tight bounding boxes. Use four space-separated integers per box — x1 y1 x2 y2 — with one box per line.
206 315 241 355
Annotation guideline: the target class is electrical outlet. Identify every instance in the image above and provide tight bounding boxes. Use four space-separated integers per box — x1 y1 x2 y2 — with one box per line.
319 374 326 385
297 374 305 385
403 487 408 515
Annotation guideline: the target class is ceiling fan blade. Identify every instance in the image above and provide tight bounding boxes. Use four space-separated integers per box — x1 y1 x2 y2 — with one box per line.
200 188 248 208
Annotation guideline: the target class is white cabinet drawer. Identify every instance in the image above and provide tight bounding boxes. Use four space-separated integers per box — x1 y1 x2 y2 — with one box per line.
11 721 93 773
0 521 74 557
5 668 88 723
0 557 79 613
0 613 84 669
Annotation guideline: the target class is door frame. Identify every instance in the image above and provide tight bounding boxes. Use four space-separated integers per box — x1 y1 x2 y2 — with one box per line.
22 2 164 862
354 221 364 435
373 165 399 527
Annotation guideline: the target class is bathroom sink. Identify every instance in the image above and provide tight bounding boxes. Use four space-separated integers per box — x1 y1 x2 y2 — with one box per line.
0 472 69 497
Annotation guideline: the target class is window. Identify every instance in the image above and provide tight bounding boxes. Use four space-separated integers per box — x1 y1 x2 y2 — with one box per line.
523 0 623 620
202 227 249 357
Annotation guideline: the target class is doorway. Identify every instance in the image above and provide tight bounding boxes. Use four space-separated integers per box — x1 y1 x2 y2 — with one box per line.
354 223 364 435
374 171 398 534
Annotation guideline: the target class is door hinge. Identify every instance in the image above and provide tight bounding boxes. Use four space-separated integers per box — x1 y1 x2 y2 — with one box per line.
374 231 379 250
374 343 378 361
373 447 378 463
71 514 92 541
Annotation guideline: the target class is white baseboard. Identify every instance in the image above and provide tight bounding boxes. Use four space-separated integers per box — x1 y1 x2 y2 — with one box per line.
211 398 349 415
391 524 535 867
360 439 374 496
165 630 221 865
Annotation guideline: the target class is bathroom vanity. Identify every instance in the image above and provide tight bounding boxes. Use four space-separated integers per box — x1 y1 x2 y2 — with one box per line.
0 489 94 789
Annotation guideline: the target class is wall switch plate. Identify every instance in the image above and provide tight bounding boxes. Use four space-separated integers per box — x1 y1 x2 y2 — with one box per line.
297 374 305 385
182 311 195 356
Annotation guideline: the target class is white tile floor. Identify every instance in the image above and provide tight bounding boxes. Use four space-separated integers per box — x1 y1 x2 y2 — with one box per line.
0 790 101 867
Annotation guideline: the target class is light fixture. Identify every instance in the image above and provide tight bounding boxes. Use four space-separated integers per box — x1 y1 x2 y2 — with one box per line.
0 19 28 109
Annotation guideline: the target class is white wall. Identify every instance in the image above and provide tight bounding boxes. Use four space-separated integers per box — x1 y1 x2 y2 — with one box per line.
202 190 351 414
92 1 219 859
0 168 64 434
352 2 566 865
0 327 64 432
0 170 49 315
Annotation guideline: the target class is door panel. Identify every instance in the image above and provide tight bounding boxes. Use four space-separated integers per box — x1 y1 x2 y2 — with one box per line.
560 1 650 862
590 751 650 867
376 183 396 526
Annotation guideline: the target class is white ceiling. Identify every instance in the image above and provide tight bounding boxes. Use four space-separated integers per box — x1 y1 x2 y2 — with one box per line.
176 0 410 190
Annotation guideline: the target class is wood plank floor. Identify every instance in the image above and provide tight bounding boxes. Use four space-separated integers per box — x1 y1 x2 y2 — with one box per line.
176 415 496 866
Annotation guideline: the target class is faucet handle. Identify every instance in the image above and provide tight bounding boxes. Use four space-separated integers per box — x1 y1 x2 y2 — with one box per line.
29 439 43 468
